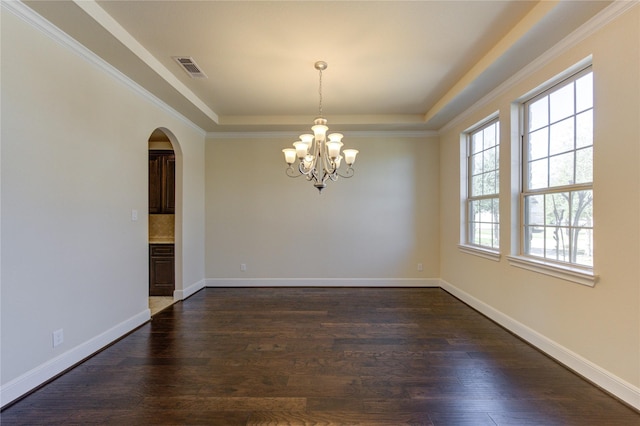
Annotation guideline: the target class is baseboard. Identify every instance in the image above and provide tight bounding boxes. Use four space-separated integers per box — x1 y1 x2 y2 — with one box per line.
174 279 206 300
206 277 439 288
0 309 150 409
439 279 640 411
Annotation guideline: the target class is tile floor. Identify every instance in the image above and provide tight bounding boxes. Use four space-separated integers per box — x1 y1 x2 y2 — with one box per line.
148 296 174 316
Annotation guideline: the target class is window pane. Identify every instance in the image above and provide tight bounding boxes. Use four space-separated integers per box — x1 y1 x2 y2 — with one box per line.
472 132 483 154
491 198 500 222
480 172 489 196
550 82 575 123
576 110 593 148
572 228 593 267
470 220 480 245
544 226 556 260
525 195 544 225
483 125 496 149
492 199 500 249
469 200 478 220
526 226 544 257
546 226 570 262
472 152 483 176
479 198 492 219
575 147 593 184
483 149 494 173
469 200 479 245
570 190 593 226
528 158 548 189
529 96 548 131
471 174 483 196
549 152 574 187
479 223 492 247
529 128 548 160
492 170 499 195
546 193 569 226
549 117 575 155
576 72 593 112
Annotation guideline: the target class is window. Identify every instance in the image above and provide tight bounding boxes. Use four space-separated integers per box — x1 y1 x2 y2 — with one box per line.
466 119 500 251
522 67 593 268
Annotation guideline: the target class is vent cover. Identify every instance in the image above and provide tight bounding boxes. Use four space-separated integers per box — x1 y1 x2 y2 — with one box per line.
173 56 207 78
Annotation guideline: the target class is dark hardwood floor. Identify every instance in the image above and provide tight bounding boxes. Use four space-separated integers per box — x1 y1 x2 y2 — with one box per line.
2 288 638 425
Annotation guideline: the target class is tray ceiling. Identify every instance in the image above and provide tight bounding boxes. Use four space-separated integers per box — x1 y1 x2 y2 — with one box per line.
23 1 612 133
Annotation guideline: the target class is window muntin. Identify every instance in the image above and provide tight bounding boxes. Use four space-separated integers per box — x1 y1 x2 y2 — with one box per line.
467 119 500 250
522 68 593 268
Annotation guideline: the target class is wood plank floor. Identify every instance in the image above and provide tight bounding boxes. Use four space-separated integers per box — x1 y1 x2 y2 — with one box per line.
2 288 638 425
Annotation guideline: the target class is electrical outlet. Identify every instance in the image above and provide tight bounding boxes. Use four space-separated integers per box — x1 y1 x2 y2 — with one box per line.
53 329 64 347
240 263 247 272
417 263 423 272
131 209 138 221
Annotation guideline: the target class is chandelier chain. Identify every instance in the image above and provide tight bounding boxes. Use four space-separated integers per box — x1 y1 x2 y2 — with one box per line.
318 67 323 117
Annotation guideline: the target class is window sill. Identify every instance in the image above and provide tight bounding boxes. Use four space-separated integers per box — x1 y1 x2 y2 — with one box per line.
458 245 501 262
506 255 598 287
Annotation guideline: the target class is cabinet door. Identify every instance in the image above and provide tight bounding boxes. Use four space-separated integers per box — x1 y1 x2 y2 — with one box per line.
149 151 175 214
148 153 163 214
163 154 175 214
149 244 174 296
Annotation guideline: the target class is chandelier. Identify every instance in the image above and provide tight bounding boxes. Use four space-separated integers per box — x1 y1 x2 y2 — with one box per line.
282 61 359 193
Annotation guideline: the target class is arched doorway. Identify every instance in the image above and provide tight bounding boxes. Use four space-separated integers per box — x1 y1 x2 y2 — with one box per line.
147 128 180 315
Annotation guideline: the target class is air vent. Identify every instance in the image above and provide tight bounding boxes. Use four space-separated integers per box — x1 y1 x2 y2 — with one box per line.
173 56 207 78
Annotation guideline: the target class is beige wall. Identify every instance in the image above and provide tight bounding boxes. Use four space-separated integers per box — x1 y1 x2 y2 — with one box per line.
205 135 439 283
0 8 205 402
439 6 639 391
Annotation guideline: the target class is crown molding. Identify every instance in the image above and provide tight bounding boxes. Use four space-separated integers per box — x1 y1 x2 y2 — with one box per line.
206 130 438 140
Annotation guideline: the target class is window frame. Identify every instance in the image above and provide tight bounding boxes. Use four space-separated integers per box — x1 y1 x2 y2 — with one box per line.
459 116 501 261
508 65 597 286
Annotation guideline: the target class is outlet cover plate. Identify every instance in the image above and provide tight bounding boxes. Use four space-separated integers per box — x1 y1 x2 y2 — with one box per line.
53 329 64 347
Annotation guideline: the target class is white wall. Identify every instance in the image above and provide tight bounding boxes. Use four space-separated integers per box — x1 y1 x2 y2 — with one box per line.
439 5 639 406
0 6 205 405
205 135 439 286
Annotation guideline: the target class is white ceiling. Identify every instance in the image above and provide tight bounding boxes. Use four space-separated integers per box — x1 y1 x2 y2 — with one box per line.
24 1 612 133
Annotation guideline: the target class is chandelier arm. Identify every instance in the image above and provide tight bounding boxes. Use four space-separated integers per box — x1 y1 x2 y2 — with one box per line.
299 153 317 175
325 164 338 177
320 142 338 176
310 166 322 183
286 165 303 178
298 162 309 175
313 142 328 177
336 166 355 179
320 170 331 185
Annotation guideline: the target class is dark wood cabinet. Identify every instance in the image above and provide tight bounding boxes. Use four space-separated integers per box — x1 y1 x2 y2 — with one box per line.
149 244 174 296
149 151 175 214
